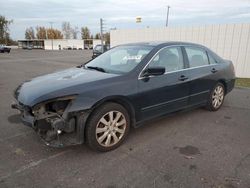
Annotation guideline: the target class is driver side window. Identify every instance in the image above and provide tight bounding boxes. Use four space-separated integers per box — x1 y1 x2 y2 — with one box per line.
149 47 184 73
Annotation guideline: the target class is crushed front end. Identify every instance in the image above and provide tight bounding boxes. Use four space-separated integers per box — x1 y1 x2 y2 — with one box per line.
11 95 88 148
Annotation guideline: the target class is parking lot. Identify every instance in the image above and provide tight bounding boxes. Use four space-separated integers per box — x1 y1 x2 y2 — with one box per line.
0 49 250 188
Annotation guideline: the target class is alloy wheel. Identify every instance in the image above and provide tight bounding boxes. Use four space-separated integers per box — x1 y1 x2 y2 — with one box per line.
95 111 127 147
212 85 224 109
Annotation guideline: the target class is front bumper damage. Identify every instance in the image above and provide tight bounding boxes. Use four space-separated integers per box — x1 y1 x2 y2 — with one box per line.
11 99 90 148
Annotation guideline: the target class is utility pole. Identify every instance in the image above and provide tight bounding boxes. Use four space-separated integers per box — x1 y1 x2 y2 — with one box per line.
166 5 170 27
100 18 105 53
49 22 54 50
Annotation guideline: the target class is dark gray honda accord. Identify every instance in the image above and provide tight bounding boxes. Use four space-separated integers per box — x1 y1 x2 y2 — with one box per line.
12 42 235 152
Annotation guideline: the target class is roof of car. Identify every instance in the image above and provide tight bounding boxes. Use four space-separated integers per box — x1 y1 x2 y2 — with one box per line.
121 41 205 48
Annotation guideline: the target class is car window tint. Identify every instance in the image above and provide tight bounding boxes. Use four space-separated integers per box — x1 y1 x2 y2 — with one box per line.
185 47 209 68
149 47 184 72
208 53 218 64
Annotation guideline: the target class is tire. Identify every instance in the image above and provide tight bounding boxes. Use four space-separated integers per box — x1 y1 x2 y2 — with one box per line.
85 102 130 152
206 82 225 111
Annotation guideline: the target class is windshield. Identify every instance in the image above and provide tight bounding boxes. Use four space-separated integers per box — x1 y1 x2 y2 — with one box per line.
86 45 153 74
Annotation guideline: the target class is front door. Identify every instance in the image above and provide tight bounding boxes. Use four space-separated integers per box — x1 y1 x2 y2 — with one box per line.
136 46 190 122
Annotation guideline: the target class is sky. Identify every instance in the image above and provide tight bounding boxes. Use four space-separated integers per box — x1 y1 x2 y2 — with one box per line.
1 0 250 39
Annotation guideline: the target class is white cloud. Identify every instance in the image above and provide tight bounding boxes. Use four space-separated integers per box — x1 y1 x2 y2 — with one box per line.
230 13 250 19
1 0 249 39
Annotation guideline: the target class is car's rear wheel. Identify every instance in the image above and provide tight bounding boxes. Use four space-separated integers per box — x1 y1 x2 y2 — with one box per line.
206 83 225 111
85 102 130 152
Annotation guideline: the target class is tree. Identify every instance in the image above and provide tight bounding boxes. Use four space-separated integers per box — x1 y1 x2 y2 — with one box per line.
36 26 47 39
71 26 79 39
104 32 110 44
47 28 63 39
81 27 90 39
62 21 71 39
25 27 35 39
0 15 13 44
95 33 101 39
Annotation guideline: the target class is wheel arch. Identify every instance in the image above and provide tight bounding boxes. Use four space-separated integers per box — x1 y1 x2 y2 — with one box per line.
86 95 137 128
218 79 227 93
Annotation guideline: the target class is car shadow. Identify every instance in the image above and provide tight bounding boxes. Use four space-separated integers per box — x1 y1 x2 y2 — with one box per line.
8 114 21 124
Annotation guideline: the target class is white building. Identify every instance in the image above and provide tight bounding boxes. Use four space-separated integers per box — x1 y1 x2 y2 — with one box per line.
18 39 102 50
111 23 250 78
44 39 84 50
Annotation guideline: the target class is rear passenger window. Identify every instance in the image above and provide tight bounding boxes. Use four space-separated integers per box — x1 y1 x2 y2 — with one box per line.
185 47 209 68
208 53 218 64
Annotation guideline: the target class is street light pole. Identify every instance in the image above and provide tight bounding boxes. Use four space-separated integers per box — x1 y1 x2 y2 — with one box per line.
166 5 170 27
49 22 54 50
100 18 104 53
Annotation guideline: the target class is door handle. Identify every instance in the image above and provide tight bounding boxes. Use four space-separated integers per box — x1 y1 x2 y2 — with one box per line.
211 68 218 73
179 75 188 81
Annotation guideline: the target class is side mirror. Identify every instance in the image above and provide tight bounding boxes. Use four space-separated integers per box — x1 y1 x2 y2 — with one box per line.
142 66 165 77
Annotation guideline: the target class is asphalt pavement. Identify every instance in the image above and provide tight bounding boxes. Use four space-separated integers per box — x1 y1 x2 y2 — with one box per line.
0 49 250 188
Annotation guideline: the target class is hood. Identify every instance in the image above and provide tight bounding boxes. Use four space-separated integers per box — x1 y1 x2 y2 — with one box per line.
16 67 118 106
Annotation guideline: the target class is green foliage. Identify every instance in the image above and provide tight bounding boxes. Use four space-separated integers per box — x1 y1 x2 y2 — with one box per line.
104 32 110 44
81 27 90 39
236 78 250 88
0 15 13 45
95 33 101 39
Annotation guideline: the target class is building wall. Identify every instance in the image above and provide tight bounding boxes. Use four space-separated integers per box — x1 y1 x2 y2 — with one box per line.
44 39 84 50
111 23 250 78
44 39 103 50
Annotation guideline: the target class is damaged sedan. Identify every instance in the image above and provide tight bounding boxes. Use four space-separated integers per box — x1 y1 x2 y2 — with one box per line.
12 42 235 152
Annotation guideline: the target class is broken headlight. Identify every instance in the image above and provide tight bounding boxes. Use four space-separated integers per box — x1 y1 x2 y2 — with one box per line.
47 100 71 115
32 95 77 117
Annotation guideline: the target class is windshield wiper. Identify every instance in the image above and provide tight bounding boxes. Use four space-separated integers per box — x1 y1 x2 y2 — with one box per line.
86 66 106 73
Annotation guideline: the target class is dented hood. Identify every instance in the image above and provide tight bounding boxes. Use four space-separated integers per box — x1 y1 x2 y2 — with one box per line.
16 67 118 106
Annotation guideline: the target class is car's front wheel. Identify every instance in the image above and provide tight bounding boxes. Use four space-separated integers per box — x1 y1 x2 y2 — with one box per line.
85 102 130 152
206 83 225 111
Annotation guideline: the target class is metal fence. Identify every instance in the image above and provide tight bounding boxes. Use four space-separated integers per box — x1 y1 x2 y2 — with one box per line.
111 23 250 78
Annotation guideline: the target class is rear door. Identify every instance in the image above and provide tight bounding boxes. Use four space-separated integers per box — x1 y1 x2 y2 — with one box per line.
183 46 218 106
136 46 190 122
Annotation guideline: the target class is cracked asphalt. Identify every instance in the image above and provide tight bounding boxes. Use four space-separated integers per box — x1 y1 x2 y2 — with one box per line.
0 50 250 188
